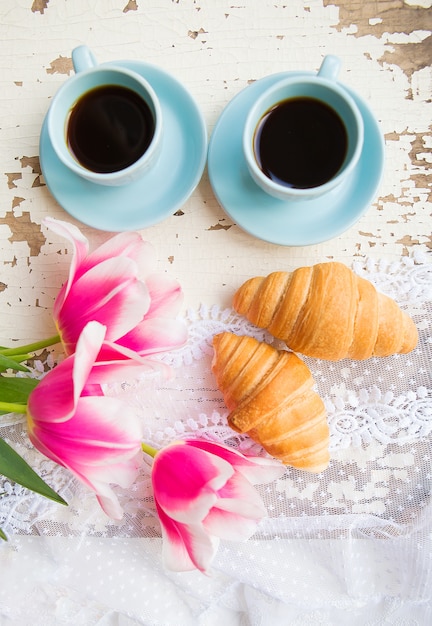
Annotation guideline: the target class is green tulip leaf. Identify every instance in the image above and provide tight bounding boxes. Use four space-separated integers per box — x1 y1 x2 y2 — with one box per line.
0 353 30 373
0 376 39 415
0 527 7 541
0 439 67 506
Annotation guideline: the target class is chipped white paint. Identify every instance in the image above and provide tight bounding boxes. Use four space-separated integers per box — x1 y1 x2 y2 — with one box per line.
404 0 432 8
0 0 430 345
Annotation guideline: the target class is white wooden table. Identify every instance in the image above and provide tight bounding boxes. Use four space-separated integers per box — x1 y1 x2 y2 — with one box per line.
0 2 431 625
0 0 430 345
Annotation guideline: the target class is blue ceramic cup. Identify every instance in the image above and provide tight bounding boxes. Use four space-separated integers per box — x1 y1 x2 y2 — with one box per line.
46 46 162 187
243 55 364 201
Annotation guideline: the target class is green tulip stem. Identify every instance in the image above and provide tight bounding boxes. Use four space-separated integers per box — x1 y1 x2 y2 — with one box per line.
0 401 28 414
0 334 61 357
141 442 158 458
7 353 33 363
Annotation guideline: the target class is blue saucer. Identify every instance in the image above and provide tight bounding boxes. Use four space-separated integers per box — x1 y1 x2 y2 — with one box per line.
40 60 207 232
208 72 385 246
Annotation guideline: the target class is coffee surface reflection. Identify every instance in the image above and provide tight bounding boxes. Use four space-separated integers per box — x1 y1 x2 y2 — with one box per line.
67 85 155 174
253 96 348 189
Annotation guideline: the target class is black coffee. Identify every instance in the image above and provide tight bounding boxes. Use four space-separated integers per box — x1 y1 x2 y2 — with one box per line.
67 85 155 173
253 97 348 189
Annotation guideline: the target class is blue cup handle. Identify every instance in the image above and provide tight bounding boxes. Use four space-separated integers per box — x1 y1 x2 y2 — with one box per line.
72 45 98 73
317 55 341 81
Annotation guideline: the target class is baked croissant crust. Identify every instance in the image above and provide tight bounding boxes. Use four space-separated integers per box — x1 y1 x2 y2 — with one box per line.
212 332 330 473
232 262 418 361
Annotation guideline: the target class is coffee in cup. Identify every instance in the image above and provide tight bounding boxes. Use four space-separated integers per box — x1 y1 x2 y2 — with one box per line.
243 55 364 201
46 45 162 186
67 84 156 174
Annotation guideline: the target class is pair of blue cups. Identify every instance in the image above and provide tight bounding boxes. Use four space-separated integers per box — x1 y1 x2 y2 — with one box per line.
46 46 363 203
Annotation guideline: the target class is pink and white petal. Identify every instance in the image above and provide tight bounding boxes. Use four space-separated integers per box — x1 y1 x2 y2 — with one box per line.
185 440 252 466
94 337 156 362
27 356 76 424
156 502 219 573
119 318 187 355
34 441 130 520
203 506 261 542
144 273 184 318
90 357 169 384
29 318 107 423
89 339 172 382
58 258 150 349
152 444 233 523
231 454 286 485
43 217 89 308
215 472 267 519
27 424 71 469
78 450 142 492
65 395 143 453
101 451 143 488
83 233 156 278
185 439 285 485
68 255 141 305
52 283 69 323
158 513 198 572
80 383 104 397
48 449 142 513
96 490 124 520
30 396 142 473
72 321 106 401
77 456 143 489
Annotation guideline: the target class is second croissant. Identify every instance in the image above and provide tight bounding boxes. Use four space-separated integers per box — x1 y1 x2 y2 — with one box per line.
212 332 330 473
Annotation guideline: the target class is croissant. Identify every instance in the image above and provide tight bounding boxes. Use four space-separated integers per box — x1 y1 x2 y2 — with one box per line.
232 262 418 361
212 332 330 472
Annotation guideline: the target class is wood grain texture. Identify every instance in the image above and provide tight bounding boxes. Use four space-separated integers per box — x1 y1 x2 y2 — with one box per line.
0 0 430 344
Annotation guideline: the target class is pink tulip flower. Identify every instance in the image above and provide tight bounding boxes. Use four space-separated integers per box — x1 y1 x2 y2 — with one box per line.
150 439 285 573
44 217 187 357
27 321 153 520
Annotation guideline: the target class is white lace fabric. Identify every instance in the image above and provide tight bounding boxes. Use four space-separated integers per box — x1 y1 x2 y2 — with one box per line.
1 253 432 625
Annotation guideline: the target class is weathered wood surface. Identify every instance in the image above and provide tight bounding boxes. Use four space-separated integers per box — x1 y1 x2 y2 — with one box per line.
0 0 430 344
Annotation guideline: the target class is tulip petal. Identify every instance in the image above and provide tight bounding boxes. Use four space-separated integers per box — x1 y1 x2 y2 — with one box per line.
80 454 141 520
63 453 142 521
150 439 281 572
215 472 267 518
27 357 76 424
89 338 172 382
72 321 107 400
203 506 261 542
26 314 146 521
29 396 142 468
43 217 89 307
156 501 219 573
89 358 167 383
232 454 286 485
46 219 184 361
81 383 104 397
185 439 285 485
119 318 187 355
28 394 143 522
153 443 234 524
58 257 150 352
204 474 268 541
97 491 124 520
144 273 183 318
83 232 156 278
84 451 143 488
27 322 105 425
82 451 143 518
